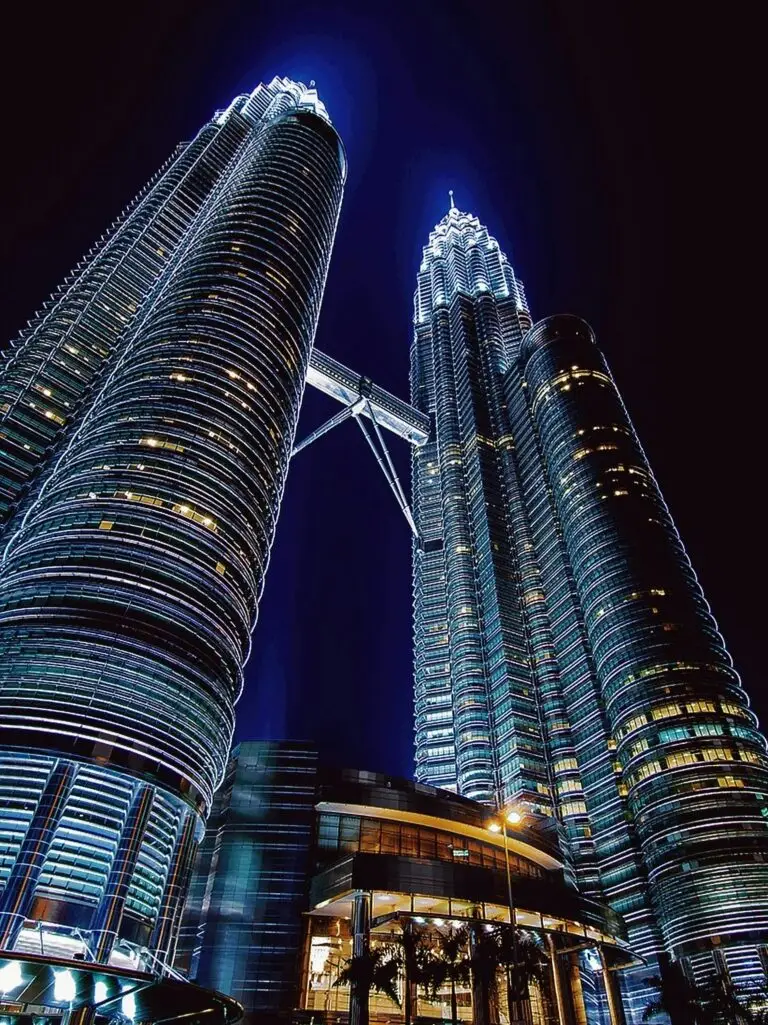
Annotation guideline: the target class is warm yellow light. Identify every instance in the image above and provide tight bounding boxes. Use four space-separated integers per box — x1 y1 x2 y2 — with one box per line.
506 811 523 825
488 821 502 833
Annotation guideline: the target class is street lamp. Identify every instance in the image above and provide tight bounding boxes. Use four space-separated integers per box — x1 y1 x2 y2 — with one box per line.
487 808 522 932
488 808 524 1025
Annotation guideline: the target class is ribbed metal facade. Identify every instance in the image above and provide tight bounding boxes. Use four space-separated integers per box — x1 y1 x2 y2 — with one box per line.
411 203 538 808
0 77 345 970
520 315 768 992
411 207 768 1016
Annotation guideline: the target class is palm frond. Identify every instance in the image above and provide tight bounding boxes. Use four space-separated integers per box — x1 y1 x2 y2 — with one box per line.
335 946 402 1007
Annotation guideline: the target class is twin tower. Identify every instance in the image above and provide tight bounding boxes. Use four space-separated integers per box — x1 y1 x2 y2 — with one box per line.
0 76 766 1021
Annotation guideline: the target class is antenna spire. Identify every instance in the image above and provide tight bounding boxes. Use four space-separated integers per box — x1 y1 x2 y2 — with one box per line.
449 189 455 210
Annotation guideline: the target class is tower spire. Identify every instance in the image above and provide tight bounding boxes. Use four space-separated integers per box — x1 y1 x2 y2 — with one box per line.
448 189 455 210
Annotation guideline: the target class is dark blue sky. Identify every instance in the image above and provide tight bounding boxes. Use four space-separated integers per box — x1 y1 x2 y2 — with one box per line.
1 2 765 778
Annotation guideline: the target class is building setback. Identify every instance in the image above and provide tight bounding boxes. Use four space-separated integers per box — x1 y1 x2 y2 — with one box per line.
411 202 768 1016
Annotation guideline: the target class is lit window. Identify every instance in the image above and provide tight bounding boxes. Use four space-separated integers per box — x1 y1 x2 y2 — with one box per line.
718 776 745 788
687 701 716 714
721 702 746 717
652 704 682 721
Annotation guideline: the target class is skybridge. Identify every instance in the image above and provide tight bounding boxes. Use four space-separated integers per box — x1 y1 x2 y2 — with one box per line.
298 348 431 536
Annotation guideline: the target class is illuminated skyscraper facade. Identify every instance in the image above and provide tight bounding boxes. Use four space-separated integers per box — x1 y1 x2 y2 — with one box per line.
0 76 345 979
411 202 768 1013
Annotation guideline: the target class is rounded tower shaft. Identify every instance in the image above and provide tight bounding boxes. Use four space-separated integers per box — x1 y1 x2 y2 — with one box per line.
0 100 251 536
522 314 768 982
0 78 345 967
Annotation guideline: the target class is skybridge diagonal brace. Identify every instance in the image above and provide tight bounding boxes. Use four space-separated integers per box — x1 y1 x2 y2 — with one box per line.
356 414 419 538
365 400 413 520
291 399 364 456
291 390 419 537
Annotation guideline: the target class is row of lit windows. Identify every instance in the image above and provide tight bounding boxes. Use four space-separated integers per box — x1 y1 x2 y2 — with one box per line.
631 746 762 784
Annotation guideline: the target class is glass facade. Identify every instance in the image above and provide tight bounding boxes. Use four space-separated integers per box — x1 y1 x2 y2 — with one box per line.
411 202 539 808
411 207 768 1015
0 77 345 971
315 811 544 879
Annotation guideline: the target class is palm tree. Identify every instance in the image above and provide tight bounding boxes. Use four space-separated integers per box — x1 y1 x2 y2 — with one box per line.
746 989 768 1025
642 961 712 1025
494 926 548 1024
335 944 401 1025
395 920 434 1025
425 926 472 1025
644 964 765 1025
468 922 500 1025
699 974 762 1025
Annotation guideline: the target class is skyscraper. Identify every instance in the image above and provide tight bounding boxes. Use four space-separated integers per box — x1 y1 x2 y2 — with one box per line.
0 74 345 991
411 200 768 1010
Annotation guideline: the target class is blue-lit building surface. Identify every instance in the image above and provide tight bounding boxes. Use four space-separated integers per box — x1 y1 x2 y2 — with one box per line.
410 202 768 1017
178 742 321 1014
0 76 345 1018
179 741 639 1025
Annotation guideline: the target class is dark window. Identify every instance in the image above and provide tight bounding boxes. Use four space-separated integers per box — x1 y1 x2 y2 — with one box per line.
339 816 360 852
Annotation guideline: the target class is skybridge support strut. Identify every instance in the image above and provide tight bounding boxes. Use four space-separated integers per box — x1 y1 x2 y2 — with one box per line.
291 397 419 537
355 409 419 537
291 400 363 457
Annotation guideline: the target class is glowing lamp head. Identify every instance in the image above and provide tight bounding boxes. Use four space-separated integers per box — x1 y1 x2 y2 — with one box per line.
487 821 502 833
505 810 523 826
54 969 77 1003
0 960 24 994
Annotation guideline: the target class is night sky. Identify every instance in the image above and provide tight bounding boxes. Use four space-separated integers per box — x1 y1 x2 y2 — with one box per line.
1 2 764 779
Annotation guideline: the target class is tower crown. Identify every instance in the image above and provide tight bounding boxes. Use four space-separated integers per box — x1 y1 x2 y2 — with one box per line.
414 198 528 320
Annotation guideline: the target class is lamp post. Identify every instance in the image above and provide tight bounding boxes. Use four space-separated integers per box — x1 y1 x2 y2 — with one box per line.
488 808 524 1025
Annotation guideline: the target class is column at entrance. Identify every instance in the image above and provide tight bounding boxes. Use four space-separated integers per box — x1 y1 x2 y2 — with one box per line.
349 891 371 1025
599 946 627 1025
0 760 78 950
546 934 569 1024
64 1008 96 1025
567 951 589 1025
